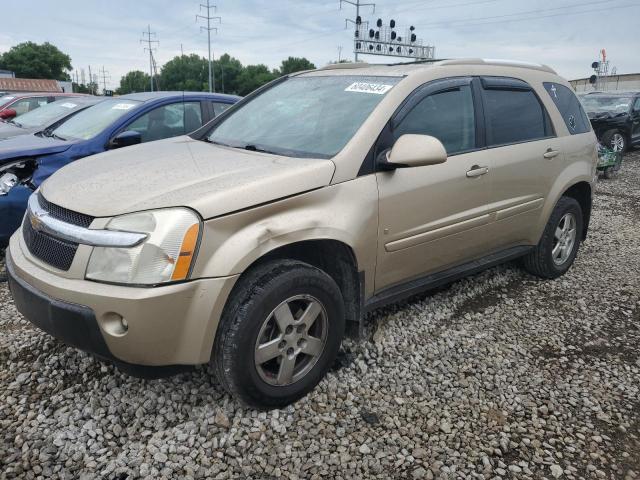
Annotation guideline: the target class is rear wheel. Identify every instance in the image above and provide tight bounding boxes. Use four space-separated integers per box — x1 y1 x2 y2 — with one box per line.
213 259 345 409
523 197 583 279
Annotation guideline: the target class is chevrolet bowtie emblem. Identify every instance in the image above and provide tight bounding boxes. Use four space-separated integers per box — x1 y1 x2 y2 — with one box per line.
29 208 47 231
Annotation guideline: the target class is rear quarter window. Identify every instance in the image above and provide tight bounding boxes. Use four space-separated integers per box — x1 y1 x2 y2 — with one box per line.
544 82 591 135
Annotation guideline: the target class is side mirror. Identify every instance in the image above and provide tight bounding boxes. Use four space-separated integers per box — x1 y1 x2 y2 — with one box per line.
0 109 17 120
110 130 142 149
384 134 447 169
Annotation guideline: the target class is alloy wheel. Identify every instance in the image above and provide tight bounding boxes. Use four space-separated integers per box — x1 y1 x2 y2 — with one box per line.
552 212 577 266
611 133 625 152
254 294 328 386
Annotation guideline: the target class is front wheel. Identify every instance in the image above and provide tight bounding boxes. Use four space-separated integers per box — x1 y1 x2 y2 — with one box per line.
212 259 345 409
602 129 627 154
523 197 583 279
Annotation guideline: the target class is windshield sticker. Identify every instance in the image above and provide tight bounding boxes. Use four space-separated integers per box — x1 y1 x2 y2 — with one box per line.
345 82 394 95
112 103 135 110
60 102 78 109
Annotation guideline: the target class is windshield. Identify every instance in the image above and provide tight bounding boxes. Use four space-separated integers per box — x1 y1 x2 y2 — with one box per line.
12 99 92 129
581 96 633 114
207 75 401 158
53 99 141 140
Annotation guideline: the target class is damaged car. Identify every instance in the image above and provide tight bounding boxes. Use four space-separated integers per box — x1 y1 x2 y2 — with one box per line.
0 91 239 246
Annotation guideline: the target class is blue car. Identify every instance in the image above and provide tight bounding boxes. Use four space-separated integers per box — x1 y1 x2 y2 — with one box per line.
0 91 240 246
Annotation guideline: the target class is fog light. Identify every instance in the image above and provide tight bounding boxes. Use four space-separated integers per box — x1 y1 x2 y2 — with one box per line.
102 312 128 337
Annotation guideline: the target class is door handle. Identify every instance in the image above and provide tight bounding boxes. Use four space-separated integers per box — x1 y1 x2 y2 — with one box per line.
466 165 489 178
543 148 560 159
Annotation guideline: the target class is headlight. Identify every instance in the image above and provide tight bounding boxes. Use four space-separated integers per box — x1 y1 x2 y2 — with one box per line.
86 208 201 285
0 172 18 196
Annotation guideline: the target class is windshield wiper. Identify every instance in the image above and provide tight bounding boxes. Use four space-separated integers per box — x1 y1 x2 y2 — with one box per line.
8 120 22 128
41 129 67 141
243 144 280 155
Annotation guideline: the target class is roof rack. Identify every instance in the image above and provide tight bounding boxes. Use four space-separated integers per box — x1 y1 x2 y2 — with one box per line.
437 58 557 74
317 62 372 71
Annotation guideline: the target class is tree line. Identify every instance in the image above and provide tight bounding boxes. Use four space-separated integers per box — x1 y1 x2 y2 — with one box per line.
116 54 316 96
0 41 317 97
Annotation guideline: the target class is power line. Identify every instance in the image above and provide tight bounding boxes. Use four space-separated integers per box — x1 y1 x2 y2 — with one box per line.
196 0 221 93
140 25 159 92
415 0 629 28
340 0 376 62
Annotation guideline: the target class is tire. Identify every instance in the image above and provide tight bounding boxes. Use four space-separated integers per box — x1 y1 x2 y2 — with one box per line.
212 259 345 409
523 197 583 279
601 129 627 154
603 165 619 179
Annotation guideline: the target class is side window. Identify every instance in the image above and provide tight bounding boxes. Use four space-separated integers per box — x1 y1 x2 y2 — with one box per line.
11 97 47 115
393 85 476 155
212 101 232 116
127 102 203 143
543 82 590 134
483 88 548 146
634 97 640 112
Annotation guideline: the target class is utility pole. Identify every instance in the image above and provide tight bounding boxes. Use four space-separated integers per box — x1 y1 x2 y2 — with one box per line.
196 0 221 93
338 45 343 62
340 0 376 62
99 66 110 94
88 65 94 95
140 25 159 92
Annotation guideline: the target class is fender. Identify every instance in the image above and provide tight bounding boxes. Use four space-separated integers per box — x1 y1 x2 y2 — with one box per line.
191 176 380 298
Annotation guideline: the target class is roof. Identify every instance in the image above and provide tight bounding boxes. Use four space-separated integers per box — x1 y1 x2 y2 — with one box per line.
0 78 62 93
304 58 557 78
119 91 241 102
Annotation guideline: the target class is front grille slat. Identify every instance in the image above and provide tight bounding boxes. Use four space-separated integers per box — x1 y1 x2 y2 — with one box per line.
37 192 94 228
23 194 95 271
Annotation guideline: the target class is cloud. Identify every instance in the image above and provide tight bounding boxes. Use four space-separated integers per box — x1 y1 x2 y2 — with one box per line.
1 0 638 89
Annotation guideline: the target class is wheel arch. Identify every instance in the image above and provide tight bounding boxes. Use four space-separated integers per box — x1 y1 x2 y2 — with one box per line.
232 239 363 337
561 181 592 240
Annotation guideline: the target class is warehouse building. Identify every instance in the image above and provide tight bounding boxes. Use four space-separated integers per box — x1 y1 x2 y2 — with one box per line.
571 73 640 93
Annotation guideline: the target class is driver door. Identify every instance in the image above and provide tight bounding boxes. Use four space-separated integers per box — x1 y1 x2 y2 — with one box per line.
375 77 494 291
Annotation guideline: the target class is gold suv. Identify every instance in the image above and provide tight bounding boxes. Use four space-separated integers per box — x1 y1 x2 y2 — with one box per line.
6 59 597 408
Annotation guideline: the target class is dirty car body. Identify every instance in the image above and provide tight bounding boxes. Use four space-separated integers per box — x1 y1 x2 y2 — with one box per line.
7 60 597 408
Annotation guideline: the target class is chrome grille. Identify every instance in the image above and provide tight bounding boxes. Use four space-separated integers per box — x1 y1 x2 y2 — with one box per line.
22 194 94 271
37 192 94 228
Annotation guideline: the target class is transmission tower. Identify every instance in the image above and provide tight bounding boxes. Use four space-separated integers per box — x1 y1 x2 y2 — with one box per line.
99 66 111 94
140 25 159 92
340 0 376 62
197 0 221 93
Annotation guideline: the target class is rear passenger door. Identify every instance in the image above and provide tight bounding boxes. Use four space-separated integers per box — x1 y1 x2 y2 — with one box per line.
479 77 564 249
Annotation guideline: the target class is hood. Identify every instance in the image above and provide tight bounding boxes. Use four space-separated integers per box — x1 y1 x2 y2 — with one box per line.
41 136 336 219
0 133 73 163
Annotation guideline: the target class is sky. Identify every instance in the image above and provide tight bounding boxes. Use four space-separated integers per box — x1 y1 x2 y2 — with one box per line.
1 0 639 90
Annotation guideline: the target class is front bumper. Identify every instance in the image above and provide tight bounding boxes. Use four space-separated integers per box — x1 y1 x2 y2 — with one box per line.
7 233 239 366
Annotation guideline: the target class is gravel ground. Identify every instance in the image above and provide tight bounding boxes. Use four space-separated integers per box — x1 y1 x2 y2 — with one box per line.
1 152 639 480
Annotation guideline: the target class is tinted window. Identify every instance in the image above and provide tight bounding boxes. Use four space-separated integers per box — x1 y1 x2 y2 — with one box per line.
544 82 590 134
128 102 203 142
634 97 640 112
393 85 475 155
212 101 231 116
483 89 547 146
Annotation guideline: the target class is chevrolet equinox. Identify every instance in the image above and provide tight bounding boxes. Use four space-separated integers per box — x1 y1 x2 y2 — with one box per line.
6 59 597 408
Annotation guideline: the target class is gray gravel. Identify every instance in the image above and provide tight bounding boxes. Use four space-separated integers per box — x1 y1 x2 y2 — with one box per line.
1 152 639 479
